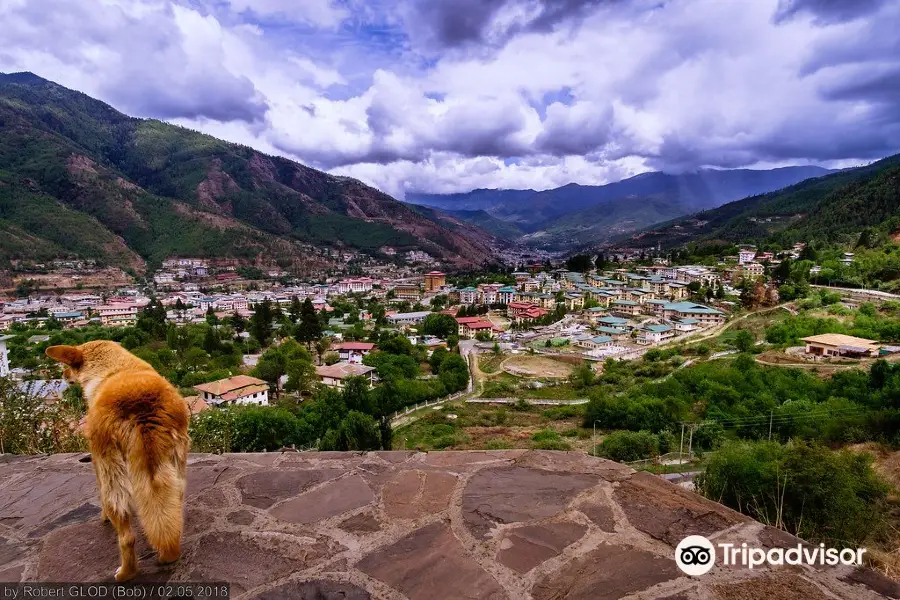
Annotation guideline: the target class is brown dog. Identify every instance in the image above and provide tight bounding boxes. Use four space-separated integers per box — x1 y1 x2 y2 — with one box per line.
46 341 189 582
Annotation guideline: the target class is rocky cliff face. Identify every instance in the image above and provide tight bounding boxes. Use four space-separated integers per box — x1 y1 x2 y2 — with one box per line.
1 450 896 599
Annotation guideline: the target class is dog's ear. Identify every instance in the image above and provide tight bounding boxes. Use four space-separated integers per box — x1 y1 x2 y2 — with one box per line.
46 345 83 368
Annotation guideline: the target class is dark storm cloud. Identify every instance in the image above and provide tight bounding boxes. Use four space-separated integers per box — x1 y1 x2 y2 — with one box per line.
402 0 614 50
823 67 900 106
113 73 268 123
773 0 888 24
534 102 615 155
646 110 900 173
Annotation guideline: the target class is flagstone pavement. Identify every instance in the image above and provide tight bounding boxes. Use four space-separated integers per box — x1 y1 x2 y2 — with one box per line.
0 450 897 599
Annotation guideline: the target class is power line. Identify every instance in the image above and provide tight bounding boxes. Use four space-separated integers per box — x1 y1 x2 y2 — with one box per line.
682 406 876 428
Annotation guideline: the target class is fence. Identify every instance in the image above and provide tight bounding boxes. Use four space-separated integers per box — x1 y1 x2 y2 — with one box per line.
387 353 475 424
624 451 694 468
466 397 589 406
389 390 468 422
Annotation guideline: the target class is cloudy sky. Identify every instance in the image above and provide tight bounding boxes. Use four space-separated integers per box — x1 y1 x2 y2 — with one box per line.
1 0 898 199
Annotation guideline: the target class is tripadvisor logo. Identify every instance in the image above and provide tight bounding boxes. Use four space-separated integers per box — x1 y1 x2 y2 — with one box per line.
676 535 716 576
675 535 867 576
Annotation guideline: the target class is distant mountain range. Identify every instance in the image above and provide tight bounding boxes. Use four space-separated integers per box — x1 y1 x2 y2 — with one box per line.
619 153 900 250
406 167 835 248
0 72 501 274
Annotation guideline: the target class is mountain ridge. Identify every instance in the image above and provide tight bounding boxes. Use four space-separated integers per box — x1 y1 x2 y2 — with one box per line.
616 153 900 249
405 166 835 247
0 72 500 273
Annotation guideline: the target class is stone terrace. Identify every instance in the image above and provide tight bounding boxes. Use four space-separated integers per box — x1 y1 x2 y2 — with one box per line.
0 450 897 599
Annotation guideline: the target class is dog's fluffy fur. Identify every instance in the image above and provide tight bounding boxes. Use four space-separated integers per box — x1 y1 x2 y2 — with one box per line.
47 341 189 582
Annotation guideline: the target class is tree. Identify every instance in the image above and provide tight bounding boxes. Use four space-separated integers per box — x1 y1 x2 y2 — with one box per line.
732 329 755 353
228 311 246 333
15 279 38 298
799 245 818 262
254 340 316 399
422 313 458 339
136 298 168 340
297 298 322 347
569 362 595 388
202 327 220 354
773 258 792 282
856 228 874 249
436 353 469 393
697 441 889 546
205 306 219 327
565 254 593 273
595 253 608 271
249 299 274 346
289 296 303 323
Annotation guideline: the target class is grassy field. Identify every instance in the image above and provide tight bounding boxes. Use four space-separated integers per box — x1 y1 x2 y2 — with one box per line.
393 401 595 451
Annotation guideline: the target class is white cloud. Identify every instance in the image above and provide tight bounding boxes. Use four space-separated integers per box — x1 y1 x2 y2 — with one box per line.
225 0 348 28
0 0 897 198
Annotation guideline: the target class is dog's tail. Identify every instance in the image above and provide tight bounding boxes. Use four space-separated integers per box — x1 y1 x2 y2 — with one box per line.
127 426 189 563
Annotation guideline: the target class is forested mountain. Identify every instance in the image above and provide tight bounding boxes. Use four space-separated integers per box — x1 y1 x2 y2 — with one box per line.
0 72 499 273
405 167 833 247
623 154 900 249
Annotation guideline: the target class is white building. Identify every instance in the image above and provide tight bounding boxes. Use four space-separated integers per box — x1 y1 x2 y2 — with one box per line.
333 342 376 364
315 362 377 388
738 249 757 264
338 278 375 294
194 375 269 406
386 311 432 326
0 335 12 377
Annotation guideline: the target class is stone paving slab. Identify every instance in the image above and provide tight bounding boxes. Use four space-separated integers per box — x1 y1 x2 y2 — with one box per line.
0 450 895 599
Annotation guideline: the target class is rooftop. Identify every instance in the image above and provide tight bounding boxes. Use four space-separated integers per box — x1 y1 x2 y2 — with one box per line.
315 362 376 379
333 342 376 351
801 334 880 349
0 451 894 599
193 375 267 396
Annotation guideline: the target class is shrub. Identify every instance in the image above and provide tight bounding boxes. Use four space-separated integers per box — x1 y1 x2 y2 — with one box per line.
597 430 659 462
530 430 571 450
531 429 560 442
694 422 726 451
532 438 572 450
696 441 890 546
433 435 459 449
543 405 582 420
0 378 87 454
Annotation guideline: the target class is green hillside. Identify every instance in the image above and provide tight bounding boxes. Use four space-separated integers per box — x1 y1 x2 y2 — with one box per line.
0 72 498 272
625 154 900 249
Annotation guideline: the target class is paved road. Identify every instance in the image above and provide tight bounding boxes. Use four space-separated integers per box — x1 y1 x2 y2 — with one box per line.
811 285 900 300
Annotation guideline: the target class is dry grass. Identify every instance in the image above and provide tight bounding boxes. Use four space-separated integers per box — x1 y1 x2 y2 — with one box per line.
503 355 574 378
848 443 900 582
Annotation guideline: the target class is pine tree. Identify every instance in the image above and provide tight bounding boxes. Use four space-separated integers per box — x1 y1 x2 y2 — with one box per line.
289 296 302 322
249 299 273 346
297 298 322 347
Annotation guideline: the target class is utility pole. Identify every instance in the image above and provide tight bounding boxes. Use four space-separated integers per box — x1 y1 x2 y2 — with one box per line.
768 410 773 441
687 425 694 463
679 423 685 464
